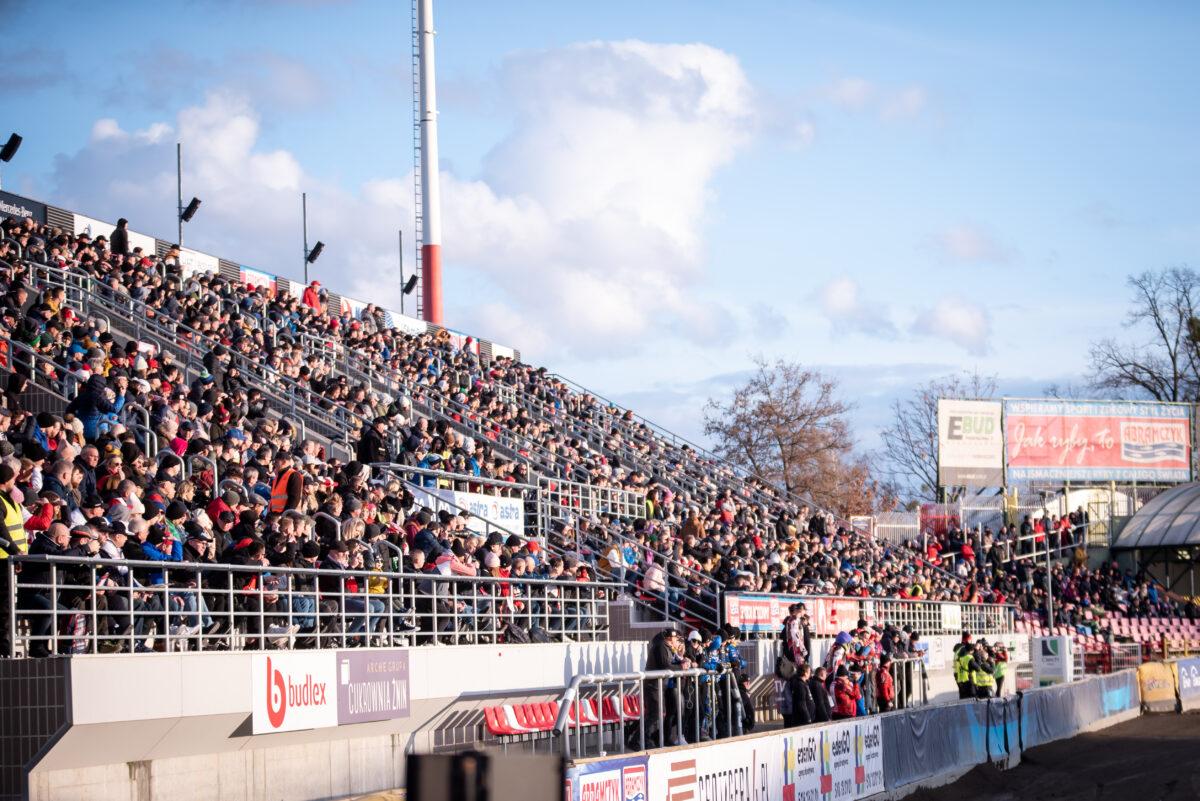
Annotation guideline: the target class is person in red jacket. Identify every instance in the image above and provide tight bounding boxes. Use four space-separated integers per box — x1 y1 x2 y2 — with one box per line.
876 656 896 712
831 666 860 719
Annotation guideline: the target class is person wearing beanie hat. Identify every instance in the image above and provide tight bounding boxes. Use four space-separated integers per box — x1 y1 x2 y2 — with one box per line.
832 665 860 719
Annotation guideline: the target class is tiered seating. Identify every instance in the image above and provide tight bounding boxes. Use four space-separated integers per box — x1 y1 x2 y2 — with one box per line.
482 695 641 738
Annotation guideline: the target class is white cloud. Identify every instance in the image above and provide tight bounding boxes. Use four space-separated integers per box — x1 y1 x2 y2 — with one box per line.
827 77 875 110
911 297 991 355
932 224 1012 265
47 40 755 361
881 85 927 120
818 277 897 337
824 77 929 121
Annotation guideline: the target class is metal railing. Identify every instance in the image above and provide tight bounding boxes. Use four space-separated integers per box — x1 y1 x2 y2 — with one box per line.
554 668 743 758
537 477 645 525
6 554 618 656
577 526 724 629
374 462 544 538
724 592 1017 638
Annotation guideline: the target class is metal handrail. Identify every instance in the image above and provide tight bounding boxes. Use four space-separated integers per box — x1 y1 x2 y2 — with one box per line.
722 590 1018 638
553 667 741 757
6 553 620 656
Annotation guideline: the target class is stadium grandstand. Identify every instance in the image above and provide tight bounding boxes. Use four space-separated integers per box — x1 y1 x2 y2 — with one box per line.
3 3 1200 801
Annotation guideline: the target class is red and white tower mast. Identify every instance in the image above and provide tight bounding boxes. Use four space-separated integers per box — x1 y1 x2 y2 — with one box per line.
413 0 443 324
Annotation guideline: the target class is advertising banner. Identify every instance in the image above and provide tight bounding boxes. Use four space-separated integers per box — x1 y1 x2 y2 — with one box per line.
811 598 860 636
648 718 883 801
72 213 155 255
410 485 524 535
1032 636 1073 687
938 604 962 632
724 593 786 634
240 266 277 295
251 652 338 734
1138 661 1177 712
1175 657 1200 703
0 190 46 223
937 400 1004 487
1004 399 1192 482
336 649 410 725
178 246 219 278
566 755 647 801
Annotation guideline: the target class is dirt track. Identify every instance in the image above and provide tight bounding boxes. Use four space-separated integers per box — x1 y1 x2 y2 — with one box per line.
906 712 1200 801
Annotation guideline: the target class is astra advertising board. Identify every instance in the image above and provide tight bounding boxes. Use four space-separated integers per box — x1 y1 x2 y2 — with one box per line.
1004 399 1192 483
937 399 1004 487
410 485 525 535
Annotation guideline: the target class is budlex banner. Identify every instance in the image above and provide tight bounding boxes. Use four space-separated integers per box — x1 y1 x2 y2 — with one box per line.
937 399 1004 487
252 649 413 734
1004 399 1192 483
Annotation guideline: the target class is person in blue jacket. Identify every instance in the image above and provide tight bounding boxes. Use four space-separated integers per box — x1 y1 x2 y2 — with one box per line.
66 373 126 440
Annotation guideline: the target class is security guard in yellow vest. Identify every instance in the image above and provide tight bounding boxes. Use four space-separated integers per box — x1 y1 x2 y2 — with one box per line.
0 463 27 558
970 641 996 699
953 632 974 699
992 643 1008 697
0 463 27 657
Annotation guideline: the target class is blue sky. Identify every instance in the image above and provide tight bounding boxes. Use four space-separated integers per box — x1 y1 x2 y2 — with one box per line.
5 0 1199 448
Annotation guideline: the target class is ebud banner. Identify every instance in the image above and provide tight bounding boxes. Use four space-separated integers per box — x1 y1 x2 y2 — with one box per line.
937 400 1004 487
1004 399 1192 482
251 652 338 734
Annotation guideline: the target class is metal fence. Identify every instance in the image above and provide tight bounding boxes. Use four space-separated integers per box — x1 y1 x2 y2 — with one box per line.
553 668 743 758
872 511 920 545
725 592 1016 638
537 477 645 525
6 554 618 656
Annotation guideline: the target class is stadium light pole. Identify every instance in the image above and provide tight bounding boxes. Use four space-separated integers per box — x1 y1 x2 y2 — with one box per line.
176 143 201 246
417 0 444 325
302 192 324 283
0 132 21 191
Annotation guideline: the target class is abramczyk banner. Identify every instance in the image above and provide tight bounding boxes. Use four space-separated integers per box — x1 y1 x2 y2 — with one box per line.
936 399 1004 487
1004 399 1192 483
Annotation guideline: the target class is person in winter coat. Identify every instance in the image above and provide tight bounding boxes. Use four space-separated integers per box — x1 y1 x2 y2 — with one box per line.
356 417 391 465
824 631 852 677
66 373 126 440
791 664 817 725
876 656 897 712
832 666 861 719
810 667 833 722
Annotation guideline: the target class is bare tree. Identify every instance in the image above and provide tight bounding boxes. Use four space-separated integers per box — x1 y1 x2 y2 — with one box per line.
877 371 998 504
703 358 858 509
1089 267 1200 401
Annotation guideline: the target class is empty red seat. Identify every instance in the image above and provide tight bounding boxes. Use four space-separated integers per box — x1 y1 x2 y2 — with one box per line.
623 695 642 719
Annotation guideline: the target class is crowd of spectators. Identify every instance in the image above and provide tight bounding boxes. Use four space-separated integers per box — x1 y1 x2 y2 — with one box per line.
0 210 1193 660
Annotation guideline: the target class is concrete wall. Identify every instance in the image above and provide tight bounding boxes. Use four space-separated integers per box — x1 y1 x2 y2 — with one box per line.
25 640 645 801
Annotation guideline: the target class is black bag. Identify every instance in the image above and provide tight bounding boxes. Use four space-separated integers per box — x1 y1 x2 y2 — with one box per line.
503 623 531 644
529 624 551 643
